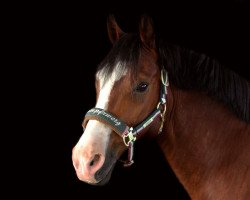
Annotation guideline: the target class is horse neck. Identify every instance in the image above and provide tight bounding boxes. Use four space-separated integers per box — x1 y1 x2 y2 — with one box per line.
157 87 250 200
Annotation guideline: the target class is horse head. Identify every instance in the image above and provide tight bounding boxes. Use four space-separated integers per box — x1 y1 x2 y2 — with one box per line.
72 15 165 185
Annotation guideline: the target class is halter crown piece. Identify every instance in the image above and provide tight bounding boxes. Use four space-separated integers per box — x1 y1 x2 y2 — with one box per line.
83 68 169 167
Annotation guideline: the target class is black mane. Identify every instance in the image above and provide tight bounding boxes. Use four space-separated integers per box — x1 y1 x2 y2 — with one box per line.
98 34 250 123
159 42 250 123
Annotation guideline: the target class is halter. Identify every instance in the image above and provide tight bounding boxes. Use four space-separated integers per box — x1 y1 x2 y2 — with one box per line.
83 69 169 167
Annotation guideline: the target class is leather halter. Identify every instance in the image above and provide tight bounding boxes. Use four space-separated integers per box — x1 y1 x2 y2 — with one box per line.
83 69 169 166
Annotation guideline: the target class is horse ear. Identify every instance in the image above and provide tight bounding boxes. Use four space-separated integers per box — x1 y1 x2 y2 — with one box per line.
107 14 124 44
139 15 155 49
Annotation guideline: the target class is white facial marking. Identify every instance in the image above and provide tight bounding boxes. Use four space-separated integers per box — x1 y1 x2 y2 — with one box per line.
96 62 127 109
74 62 127 182
77 120 111 150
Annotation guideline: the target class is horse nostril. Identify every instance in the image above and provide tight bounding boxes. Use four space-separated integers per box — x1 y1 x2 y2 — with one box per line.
89 154 101 167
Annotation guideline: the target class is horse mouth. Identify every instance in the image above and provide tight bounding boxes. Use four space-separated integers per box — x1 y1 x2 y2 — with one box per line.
89 153 117 186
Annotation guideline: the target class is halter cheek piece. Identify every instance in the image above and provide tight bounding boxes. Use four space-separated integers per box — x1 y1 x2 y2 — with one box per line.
83 69 169 167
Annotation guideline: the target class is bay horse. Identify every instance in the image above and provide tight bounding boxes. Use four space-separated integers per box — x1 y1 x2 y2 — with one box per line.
72 15 250 199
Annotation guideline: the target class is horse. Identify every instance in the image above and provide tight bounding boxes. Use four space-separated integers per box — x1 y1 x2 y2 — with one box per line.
72 15 250 199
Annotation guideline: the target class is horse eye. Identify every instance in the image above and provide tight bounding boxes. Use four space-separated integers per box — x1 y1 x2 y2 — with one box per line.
135 82 149 93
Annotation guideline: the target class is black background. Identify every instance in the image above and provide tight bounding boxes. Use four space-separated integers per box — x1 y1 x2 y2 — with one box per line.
14 0 249 199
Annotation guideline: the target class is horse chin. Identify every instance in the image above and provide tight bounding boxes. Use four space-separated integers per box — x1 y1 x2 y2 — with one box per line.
94 163 115 186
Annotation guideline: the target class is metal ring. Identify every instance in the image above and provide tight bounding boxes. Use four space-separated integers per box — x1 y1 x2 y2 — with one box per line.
157 102 161 109
122 128 136 147
123 135 130 147
161 69 169 86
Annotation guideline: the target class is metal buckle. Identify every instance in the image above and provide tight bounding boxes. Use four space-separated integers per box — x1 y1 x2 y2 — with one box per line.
157 102 167 134
123 128 136 146
157 101 166 112
159 103 166 133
